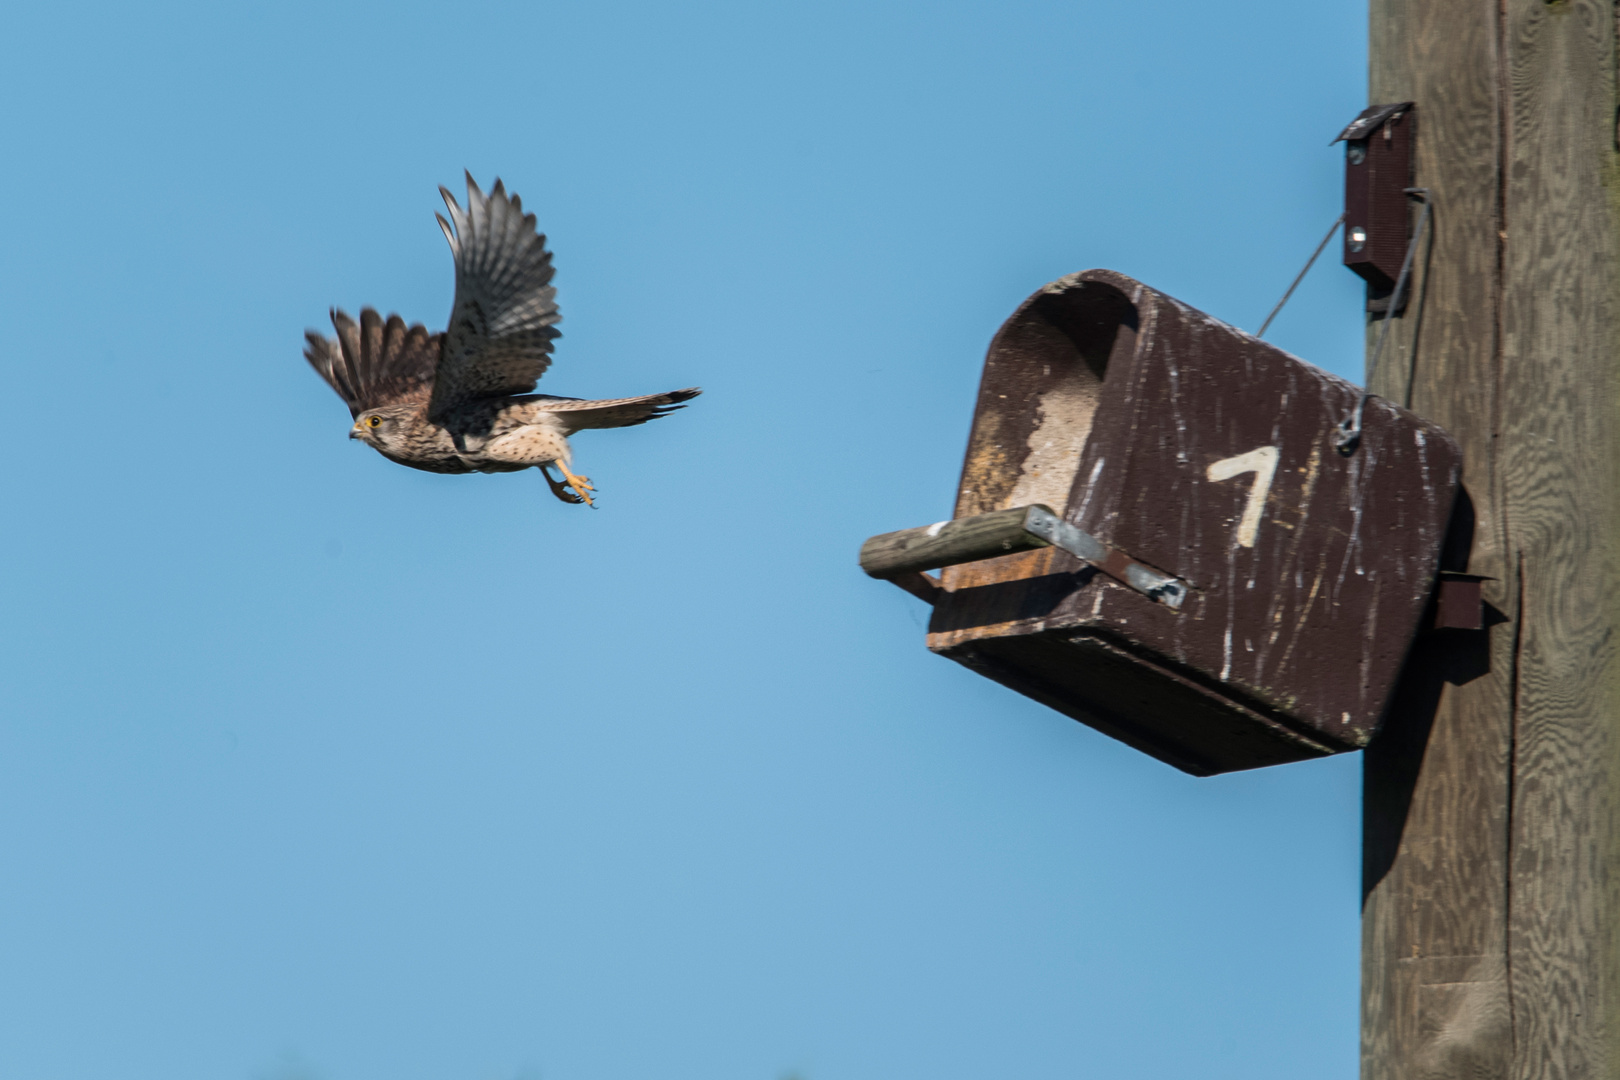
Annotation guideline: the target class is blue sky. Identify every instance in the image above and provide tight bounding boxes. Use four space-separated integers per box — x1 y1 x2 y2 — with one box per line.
0 2 1369 1078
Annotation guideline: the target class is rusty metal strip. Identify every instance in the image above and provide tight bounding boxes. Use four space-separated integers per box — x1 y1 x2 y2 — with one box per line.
1020 506 1188 609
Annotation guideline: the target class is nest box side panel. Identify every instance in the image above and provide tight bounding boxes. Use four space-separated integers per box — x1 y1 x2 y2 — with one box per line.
1051 275 1461 748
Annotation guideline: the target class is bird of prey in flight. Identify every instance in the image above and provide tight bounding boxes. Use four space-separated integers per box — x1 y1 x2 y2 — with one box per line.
304 173 700 506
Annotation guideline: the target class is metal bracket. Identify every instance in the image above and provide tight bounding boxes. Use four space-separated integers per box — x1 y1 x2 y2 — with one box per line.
1021 507 1187 608
1432 572 1491 631
859 504 1189 609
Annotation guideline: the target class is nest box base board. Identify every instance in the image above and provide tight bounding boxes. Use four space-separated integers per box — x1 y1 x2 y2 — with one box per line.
934 631 1353 776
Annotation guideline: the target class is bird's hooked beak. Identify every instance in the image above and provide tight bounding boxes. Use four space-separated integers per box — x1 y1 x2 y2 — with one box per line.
350 423 363 440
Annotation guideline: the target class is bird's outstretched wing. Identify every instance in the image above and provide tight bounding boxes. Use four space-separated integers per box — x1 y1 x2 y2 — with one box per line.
429 173 561 421
529 388 702 432
304 308 439 418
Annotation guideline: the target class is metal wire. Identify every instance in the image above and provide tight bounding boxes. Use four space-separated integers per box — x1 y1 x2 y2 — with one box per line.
1256 212 1346 339
1333 188 1432 456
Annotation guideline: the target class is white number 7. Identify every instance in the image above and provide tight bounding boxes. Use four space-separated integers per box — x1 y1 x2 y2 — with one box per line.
1206 446 1279 548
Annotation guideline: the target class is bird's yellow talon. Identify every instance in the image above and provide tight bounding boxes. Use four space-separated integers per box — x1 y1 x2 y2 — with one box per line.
540 465 584 504
558 466 596 508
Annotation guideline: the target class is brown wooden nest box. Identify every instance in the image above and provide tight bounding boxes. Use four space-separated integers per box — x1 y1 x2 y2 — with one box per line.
860 270 1462 776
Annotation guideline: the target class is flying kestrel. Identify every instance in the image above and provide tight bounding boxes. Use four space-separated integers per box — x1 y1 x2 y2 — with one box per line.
304 174 700 506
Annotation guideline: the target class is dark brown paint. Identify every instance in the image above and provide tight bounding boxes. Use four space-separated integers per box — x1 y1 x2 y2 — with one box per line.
925 270 1461 775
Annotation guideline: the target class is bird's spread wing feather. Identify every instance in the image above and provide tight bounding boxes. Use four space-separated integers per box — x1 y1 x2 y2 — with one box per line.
428 173 561 420
529 388 702 432
304 308 439 418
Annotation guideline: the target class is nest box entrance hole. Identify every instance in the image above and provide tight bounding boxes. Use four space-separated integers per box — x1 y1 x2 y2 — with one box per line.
956 278 1138 521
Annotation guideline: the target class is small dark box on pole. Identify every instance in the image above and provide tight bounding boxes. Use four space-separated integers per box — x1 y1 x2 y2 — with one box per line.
1339 102 1415 291
861 270 1461 776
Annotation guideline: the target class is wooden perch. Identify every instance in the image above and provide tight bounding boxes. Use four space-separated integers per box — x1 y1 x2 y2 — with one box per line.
859 505 1061 579
860 504 1186 608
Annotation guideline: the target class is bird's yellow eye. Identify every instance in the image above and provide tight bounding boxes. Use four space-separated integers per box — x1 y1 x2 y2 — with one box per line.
366 416 382 428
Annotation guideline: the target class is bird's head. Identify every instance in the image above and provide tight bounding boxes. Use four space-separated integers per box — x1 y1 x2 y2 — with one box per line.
351 406 414 452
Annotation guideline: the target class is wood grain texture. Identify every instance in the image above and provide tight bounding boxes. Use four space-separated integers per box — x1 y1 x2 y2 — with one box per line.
859 505 1054 578
1364 2 1512 1076
1364 0 1620 1076
1499 1 1620 1074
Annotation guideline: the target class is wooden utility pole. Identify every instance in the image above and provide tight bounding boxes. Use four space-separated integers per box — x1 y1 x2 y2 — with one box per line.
1362 1 1620 1075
